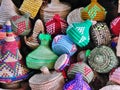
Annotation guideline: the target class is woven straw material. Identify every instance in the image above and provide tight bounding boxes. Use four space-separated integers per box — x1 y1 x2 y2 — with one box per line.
24 19 44 49
0 0 19 25
63 73 91 90
67 62 94 83
109 67 120 84
110 16 120 36
29 67 64 90
81 0 107 21
40 0 71 23
10 13 31 36
52 35 77 56
90 22 111 46
0 21 30 84
54 54 70 71
19 0 43 19
26 34 58 70
67 7 84 25
116 34 120 57
88 45 119 73
100 85 120 90
45 14 68 37
66 20 92 47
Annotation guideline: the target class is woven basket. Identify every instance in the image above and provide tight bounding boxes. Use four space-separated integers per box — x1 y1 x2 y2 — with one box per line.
40 0 71 23
90 22 111 46
81 0 107 21
0 0 19 25
24 19 44 49
29 66 65 90
67 62 94 83
100 85 120 90
67 7 84 25
88 45 119 73
19 0 43 19
26 34 58 70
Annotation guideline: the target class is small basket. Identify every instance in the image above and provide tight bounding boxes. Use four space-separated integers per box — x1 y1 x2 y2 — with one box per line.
67 7 84 25
29 66 65 90
19 0 43 19
81 0 107 21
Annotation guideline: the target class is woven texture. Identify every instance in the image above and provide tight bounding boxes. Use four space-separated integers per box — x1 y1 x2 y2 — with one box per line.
66 20 92 47
109 67 120 84
24 19 44 49
110 16 120 36
63 73 91 90
81 0 107 21
45 14 68 37
116 34 120 56
10 13 31 36
100 85 120 90
88 45 118 73
40 0 71 23
90 22 111 46
26 34 58 70
0 0 18 25
67 62 94 83
19 0 43 19
67 7 84 25
0 21 30 84
54 54 70 71
52 35 77 56
29 67 64 90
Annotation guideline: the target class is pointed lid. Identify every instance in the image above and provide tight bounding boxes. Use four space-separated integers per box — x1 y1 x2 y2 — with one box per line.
0 0 18 25
5 20 15 42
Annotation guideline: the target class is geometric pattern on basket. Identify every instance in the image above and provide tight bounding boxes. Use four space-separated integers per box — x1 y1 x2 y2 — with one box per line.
19 0 43 19
17 21 26 34
46 21 55 34
90 22 111 46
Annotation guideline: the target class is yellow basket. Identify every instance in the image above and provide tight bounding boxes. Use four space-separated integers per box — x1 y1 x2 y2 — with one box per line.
19 0 43 19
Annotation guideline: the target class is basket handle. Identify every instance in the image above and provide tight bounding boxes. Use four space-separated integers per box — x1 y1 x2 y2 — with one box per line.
40 66 50 74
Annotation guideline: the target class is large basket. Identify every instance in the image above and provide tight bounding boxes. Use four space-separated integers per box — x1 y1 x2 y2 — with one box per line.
40 0 71 23
29 66 65 90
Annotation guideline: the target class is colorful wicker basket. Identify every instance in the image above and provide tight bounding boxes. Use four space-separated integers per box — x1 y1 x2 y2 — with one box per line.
81 0 107 21
29 66 65 90
19 0 43 19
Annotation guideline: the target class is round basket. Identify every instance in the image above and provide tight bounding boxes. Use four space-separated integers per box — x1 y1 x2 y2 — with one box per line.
90 22 111 46
40 0 71 23
29 66 65 90
67 7 84 25
88 45 119 73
